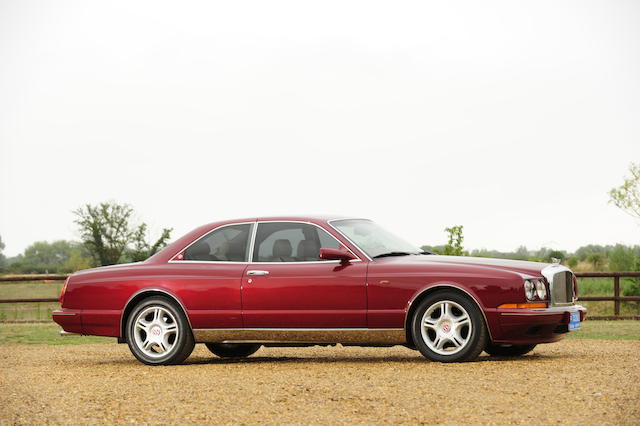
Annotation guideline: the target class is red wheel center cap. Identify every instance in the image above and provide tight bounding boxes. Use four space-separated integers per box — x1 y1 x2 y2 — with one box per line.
151 326 161 336
441 322 451 333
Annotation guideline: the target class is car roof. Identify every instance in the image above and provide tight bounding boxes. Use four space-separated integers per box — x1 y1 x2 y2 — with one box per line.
208 215 363 226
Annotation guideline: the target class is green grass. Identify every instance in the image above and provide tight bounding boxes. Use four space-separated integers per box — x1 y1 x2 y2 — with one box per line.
564 320 640 340
0 323 111 345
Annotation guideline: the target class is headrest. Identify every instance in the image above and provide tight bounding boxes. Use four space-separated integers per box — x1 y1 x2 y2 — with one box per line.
297 240 320 259
272 239 292 258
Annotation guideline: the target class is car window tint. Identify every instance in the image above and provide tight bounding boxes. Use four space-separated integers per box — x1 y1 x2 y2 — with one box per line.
253 222 341 262
183 224 252 262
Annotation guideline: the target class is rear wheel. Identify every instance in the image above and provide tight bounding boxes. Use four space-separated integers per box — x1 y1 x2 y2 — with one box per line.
411 290 487 362
484 343 536 357
205 343 261 358
126 297 195 365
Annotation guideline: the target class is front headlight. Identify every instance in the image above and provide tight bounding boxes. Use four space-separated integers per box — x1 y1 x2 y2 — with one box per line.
535 279 547 300
524 280 535 300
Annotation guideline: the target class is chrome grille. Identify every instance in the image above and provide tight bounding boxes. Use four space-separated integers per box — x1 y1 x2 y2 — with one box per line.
551 270 574 305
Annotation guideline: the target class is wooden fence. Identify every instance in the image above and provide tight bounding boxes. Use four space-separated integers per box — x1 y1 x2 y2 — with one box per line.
0 272 639 322
574 272 640 320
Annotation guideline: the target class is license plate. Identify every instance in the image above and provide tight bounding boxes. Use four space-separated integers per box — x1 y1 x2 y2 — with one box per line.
569 311 581 330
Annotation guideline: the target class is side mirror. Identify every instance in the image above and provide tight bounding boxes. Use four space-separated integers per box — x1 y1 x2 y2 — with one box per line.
319 248 357 262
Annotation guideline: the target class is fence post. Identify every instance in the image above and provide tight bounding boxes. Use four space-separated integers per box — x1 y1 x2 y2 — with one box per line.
613 276 620 316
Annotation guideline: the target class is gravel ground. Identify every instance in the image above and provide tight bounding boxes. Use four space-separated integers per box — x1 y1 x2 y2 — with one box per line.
1 340 638 425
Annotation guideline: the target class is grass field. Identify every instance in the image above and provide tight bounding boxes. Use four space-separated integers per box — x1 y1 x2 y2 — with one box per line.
0 320 637 346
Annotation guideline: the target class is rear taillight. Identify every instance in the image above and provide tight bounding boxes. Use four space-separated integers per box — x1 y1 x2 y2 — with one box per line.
59 278 69 305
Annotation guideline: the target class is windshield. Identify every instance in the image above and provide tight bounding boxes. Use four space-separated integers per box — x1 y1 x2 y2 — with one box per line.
330 219 422 259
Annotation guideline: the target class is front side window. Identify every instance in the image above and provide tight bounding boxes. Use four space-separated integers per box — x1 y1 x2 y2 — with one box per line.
331 219 421 259
183 223 252 262
253 222 341 262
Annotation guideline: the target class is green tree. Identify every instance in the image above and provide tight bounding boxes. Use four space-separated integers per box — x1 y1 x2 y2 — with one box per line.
0 235 6 268
566 256 578 268
443 225 465 256
21 240 73 272
127 223 173 262
513 246 530 260
608 244 636 271
585 253 605 270
74 201 172 266
62 248 93 272
545 250 566 263
609 162 640 219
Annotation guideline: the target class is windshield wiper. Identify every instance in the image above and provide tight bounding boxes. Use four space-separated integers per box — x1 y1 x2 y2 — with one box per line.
419 250 435 255
372 251 416 259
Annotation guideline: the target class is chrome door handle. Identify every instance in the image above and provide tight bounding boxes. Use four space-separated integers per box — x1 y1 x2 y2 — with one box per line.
247 270 269 276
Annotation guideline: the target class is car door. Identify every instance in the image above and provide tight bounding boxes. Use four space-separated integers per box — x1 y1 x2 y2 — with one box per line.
169 222 253 329
241 221 367 328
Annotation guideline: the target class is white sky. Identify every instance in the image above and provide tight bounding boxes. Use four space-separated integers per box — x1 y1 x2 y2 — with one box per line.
1 0 639 257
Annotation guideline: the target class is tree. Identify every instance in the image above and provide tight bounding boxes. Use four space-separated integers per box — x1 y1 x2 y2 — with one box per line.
128 224 173 262
443 225 465 256
608 244 636 272
609 162 640 219
585 253 605 270
74 201 172 266
21 240 75 273
0 235 5 268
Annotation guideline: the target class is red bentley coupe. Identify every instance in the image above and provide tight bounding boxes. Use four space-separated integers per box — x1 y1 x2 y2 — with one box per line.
53 216 586 365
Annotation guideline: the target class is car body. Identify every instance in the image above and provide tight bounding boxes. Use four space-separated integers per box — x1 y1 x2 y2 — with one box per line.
53 216 586 364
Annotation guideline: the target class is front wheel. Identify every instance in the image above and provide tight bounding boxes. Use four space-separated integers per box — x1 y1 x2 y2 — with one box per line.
411 290 488 362
205 343 261 358
484 343 536 357
126 297 195 365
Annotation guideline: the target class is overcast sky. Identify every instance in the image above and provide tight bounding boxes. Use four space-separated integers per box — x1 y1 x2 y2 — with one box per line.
1 0 639 257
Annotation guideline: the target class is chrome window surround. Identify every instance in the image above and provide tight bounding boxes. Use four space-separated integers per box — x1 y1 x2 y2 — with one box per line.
168 220 363 265
168 221 255 264
541 264 576 307
251 220 362 263
326 218 374 261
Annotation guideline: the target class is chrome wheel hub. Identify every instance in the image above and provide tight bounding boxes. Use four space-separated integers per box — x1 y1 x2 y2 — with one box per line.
421 300 472 355
133 306 179 358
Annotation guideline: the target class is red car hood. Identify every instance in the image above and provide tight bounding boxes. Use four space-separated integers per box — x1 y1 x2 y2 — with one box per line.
378 254 549 277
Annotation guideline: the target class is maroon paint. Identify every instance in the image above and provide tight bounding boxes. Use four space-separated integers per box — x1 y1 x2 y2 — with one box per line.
53 215 586 346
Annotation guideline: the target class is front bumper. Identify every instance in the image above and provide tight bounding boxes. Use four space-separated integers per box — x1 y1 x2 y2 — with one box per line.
490 304 587 345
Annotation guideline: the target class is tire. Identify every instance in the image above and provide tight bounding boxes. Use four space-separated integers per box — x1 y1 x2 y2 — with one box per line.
411 290 488 362
205 343 261 358
484 343 536 357
126 296 195 365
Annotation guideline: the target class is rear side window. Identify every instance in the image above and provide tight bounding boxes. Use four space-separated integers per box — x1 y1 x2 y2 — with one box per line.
253 222 341 262
183 224 252 262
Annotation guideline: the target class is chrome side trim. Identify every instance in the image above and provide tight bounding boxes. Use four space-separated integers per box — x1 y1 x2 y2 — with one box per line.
499 312 563 316
60 330 80 336
52 312 77 316
327 218 373 261
192 328 406 344
120 288 193 337
404 284 493 341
